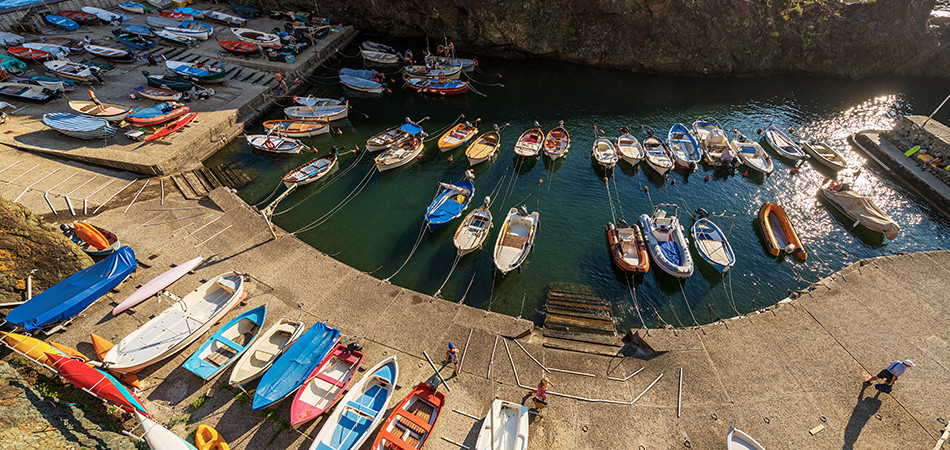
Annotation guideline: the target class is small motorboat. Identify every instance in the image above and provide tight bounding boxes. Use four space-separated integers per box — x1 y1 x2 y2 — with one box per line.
289 343 364 427
165 59 225 83
375 137 425 172
174 7 204 19
183 305 266 380
59 10 100 25
228 318 305 387
151 29 197 47
84 44 135 62
134 85 182 101
438 121 479 152
264 119 329 137
120 23 152 36
42 112 116 139
592 127 619 170
513 122 545 157
231 27 280 47
691 215 736 273
282 152 337 188
493 205 540 274
606 220 649 274
195 425 228 450
425 175 475 231
640 203 693 278
45 14 80 31
405 77 469 95
165 20 213 40
310 356 399 450
402 62 462 80
101 272 245 373
366 118 425 152
61 222 120 255
43 60 100 83
218 39 258 54
205 10 247 27
818 179 900 239
158 11 191 21
474 399 529 450
758 202 807 261
81 6 129 23
125 101 189 126
543 121 570 160
762 124 806 160
252 322 341 410
361 48 401 64
727 426 767 450
246 134 308 154
733 135 774 175
801 139 848 171
667 122 702 169
0 82 59 103
643 134 674 175
142 70 194 91
284 103 349 121
68 100 132 121
454 197 492 256
465 125 502 166
340 72 385 94
112 256 203 315
117 2 149 14
46 353 149 416
692 119 734 166
113 32 155 50
8 46 51 61
293 96 343 107
373 382 445 450
617 127 645 165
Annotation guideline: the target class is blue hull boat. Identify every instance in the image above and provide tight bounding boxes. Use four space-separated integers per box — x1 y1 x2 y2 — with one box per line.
252 321 340 410
183 305 265 379
120 24 152 36
114 32 155 50
45 15 79 31
667 122 702 169
5 246 136 331
425 177 474 231
311 355 398 450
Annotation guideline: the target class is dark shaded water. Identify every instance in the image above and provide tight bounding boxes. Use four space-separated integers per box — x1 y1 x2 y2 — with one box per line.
205 51 950 331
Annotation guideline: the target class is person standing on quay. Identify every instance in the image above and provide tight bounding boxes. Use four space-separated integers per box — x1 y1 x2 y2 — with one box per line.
866 359 915 389
444 342 459 377
531 376 553 420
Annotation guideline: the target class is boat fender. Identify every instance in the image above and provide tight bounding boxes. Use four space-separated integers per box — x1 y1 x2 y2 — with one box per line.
784 244 796 254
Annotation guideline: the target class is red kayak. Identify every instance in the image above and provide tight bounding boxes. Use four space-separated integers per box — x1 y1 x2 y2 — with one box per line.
158 11 191 20
60 10 100 25
45 353 150 417
146 112 196 141
8 46 51 61
217 40 258 55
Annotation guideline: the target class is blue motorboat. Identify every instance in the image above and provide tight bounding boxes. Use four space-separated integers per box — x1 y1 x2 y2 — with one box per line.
425 176 474 231
667 122 702 169
640 204 693 278
252 321 340 410
183 306 266 380
45 15 80 31
5 246 136 331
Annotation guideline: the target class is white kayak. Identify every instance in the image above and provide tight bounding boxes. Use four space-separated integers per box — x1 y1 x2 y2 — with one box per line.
136 411 198 450
112 257 203 316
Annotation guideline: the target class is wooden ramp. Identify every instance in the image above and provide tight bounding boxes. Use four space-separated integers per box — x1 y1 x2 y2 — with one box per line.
543 282 617 337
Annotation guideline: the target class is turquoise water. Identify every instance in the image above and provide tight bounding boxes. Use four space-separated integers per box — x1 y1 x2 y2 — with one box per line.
205 53 950 331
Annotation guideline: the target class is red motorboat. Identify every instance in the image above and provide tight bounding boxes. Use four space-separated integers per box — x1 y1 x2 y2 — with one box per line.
8 46 51 61
405 77 469 95
373 382 446 449
45 353 150 417
158 11 191 20
217 40 258 55
60 10 100 25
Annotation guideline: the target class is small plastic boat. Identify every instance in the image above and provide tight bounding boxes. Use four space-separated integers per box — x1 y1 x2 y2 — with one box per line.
113 256 203 315
733 135 774 175
405 77 469 95
474 399 529 450
230 27 280 47
134 85 182 101
454 197 493 256
640 203 693 278
643 134 674 175
165 59 225 83
218 39 258 54
246 134 308 154
81 6 129 23
43 112 116 139
46 353 150 416
205 10 247 27
375 137 425 172
63 221 119 254
801 139 848 171
543 121 570 160
493 205 540 274
84 44 135 62
667 122 702 169
45 14 80 31
117 2 148 14
617 127 645 165
253 322 341 410
366 119 425 152
289 343 364 426
183 305 266 380
195 425 228 450
691 216 736 273
125 101 189 126
68 100 131 121
425 176 474 231
727 426 767 450
43 60 99 82
282 152 337 187
758 202 807 261
818 179 900 239
513 123 544 157
438 121 478 152
228 318 305 386
592 131 619 170
692 119 734 166
762 124 806 160
373 382 445 450
152 29 197 47
0 82 59 103
466 126 502 166
606 220 649 274
59 10 100 25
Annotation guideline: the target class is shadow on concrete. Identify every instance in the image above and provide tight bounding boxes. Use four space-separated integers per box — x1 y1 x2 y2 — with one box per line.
843 383 883 450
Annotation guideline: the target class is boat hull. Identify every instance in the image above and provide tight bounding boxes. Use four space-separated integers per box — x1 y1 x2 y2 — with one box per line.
758 202 807 261
606 222 649 274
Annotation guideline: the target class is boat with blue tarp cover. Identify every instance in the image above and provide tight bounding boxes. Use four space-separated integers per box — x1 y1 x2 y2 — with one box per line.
42 112 115 139
340 73 385 94
4 246 136 331
425 175 475 231
165 59 225 83
45 15 79 31
183 305 265 380
120 24 152 36
113 32 155 50
126 101 189 126
640 203 693 278
252 321 340 410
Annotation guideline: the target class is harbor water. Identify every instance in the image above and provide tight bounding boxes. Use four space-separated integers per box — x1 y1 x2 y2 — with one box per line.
205 51 950 331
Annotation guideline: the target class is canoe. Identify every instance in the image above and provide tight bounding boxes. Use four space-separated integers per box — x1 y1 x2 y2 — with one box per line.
81 6 130 23
183 305 265 380
174 7 204 18
152 29 198 47
309 356 399 450
45 15 80 31
159 11 192 20
68 100 132 121
143 70 195 91
543 122 570 160
425 177 474 231
121 23 153 36
195 425 228 450
727 426 766 450
405 77 469 95
84 44 134 62
691 217 736 273
733 137 774 175
366 120 425 152
592 136 619 169
640 204 693 278
818 179 900 239
135 85 182 101
8 47 51 61
2 332 65 367
284 103 348 121
758 202 807 261
692 120 734 166
113 256 203 315
6 247 135 332
801 140 848 171
47 353 149 417
289 343 364 426
438 121 478 152
493 206 539 274
126 102 190 127
617 128 645 164
372 382 445 450
264 119 329 138
218 39 258 54
606 221 649 274
43 112 116 139
513 124 544 157
465 128 501 166
340 74 385 94
282 153 337 188
454 197 492 256
114 32 156 50
402 63 461 80
361 48 400 64
643 135 674 175
252 321 341 410
474 399 529 450
59 11 100 25
246 134 307 154
375 137 424 172
762 124 806 160
101 272 245 373
667 122 702 169
117 2 148 14
145 112 197 142
205 10 247 27
228 318 305 386
230 27 280 47
166 20 213 40
165 59 225 83
43 61 99 82
0 82 58 103
69 221 116 252
135 411 197 450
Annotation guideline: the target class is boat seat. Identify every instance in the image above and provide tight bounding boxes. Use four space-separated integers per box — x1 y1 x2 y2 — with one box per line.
315 372 347 388
216 278 237 294
398 416 427 436
214 335 244 351
501 234 529 249
347 400 377 417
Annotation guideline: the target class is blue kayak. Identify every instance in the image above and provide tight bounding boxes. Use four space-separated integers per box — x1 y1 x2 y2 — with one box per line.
182 305 266 379
5 246 136 331
45 14 80 31
425 177 474 231
252 321 340 410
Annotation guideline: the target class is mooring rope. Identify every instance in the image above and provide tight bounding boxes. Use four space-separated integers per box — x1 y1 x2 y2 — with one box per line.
458 253 485 305
604 179 618 224
434 252 463 299
289 164 378 236
725 270 742 317
626 274 648 331
611 175 626 221
274 148 370 217
380 219 429 284
678 280 704 333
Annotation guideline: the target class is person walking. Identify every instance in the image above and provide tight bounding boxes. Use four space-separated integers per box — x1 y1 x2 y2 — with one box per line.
444 342 459 376
531 376 553 420
866 360 915 389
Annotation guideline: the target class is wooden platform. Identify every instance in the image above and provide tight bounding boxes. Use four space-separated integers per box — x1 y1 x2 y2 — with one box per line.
542 282 617 336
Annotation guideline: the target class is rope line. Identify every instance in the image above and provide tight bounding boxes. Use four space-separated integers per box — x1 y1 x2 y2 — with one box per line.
380 219 429 284
274 148 370 216
434 253 463 298
626 275 647 330
678 280 704 332
289 164 378 236
611 175 626 220
604 179 617 224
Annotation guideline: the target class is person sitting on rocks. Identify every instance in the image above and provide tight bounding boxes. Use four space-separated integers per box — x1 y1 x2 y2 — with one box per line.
926 152 946 169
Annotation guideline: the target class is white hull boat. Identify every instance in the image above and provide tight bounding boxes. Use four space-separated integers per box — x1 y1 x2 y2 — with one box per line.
453 197 493 256
643 135 674 175
617 129 645 165
375 138 424 172
640 204 693 278
493 206 539 274
474 399 529 450
228 318 305 386
733 138 774 174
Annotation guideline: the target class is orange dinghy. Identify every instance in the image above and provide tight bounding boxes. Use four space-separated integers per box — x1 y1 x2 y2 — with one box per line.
372 382 445 450
606 220 649 274
758 202 807 261
437 120 478 152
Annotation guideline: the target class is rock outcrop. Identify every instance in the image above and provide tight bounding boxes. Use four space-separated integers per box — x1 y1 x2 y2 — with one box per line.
0 197 92 303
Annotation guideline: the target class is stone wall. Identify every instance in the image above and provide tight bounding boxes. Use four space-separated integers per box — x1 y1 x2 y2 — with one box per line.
891 115 950 155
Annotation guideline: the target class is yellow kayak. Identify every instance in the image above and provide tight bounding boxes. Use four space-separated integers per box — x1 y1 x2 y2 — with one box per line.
196 424 230 450
3 332 64 366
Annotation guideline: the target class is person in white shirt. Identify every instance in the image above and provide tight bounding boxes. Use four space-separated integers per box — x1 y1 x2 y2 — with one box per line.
866 359 915 386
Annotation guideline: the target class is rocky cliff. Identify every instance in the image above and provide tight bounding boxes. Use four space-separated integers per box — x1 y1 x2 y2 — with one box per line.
299 0 948 78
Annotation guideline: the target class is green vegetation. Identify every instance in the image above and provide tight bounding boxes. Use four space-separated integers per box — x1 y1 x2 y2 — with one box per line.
166 415 190 428
191 395 206 410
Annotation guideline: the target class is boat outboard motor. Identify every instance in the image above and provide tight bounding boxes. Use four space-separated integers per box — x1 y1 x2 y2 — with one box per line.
784 244 796 254
518 205 529 216
695 208 709 218
346 342 362 353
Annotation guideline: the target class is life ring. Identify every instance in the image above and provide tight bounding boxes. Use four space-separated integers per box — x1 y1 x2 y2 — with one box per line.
402 72 411 81
437 44 445 54
264 139 276 150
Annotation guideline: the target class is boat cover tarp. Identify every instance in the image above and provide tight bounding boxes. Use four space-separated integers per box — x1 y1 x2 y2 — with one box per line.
400 122 423 135
339 68 377 80
340 74 381 90
658 241 681 266
426 180 472 227
824 188 900 239
6 246 136 331
252 321 340 410
128 102 175 119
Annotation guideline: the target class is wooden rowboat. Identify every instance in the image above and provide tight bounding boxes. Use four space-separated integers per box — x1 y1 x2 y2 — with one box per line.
84 44 135 62
253 322 341 410
183 305 265 380
606 220 649 274
289 343 364 426
282 152 337 188
68 100 132 121
0 82 59 103
205 10 247 27
513 123 544 157
424 177 474 231
284 103 348 121
438 121 478 152
733 135 773 175
759 202 806 261
218 39 258 54
231 27 280 47
8 46 51 61
617 128 645 164
372 382 445 450
465 126 502 166
228 319 305 386
592 132 619 169
493 206 539 274
375 137 425 172
45 15 79 31
134 85 182 101
643 135 674 175
691 216 736 273
667 122 702 169
263 119 329 138
692 120 733 166
246 134 308 154
366 119 425 152
405 77 469 95
762 124 806 160
59 10 100 25
801 139 848 171
43 61 99 83
454 197 492 256
543 121 570 160
152 29 197 47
